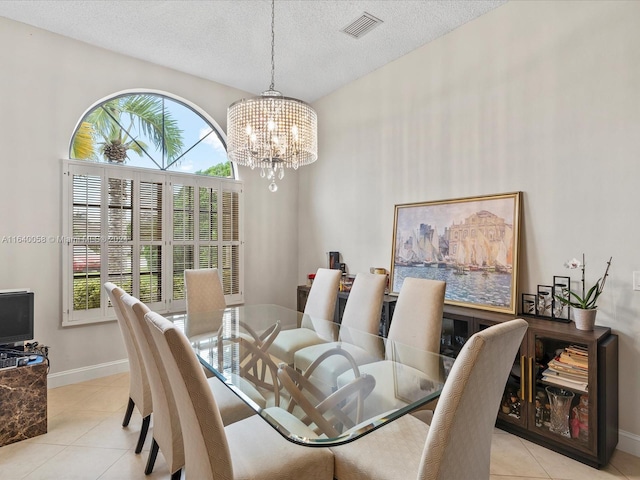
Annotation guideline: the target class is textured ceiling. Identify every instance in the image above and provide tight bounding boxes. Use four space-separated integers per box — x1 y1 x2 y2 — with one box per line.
0 0 507 102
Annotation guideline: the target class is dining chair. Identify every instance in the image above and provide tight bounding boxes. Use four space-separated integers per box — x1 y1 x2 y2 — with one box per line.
330 318 528 480
120 294 184 480
144 310 335 480
120 294 256 478
335 277 446 417
268 267 341 365
103 282 152 454
184 268 228 344
293 272 387 389
184 268 226 315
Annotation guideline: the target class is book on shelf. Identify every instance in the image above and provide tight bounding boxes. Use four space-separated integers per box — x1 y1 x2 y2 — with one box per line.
542 367 588 383
559 352 588 367
542 374 588 393
565 345 588 357
547 358 588 376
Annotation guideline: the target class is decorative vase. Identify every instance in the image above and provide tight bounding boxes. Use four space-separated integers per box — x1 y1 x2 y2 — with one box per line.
546 386 574 437
572 308 597 331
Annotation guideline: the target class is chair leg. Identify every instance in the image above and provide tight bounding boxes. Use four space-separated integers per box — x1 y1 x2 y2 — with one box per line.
145 438 159 475
122 397 135 427
170 468 182 480
135 415 151 454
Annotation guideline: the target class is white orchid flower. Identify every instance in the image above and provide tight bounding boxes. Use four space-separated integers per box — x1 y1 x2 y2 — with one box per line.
564 258 581 269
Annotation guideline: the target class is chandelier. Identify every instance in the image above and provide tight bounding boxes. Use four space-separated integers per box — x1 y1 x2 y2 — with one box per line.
227 0 318 192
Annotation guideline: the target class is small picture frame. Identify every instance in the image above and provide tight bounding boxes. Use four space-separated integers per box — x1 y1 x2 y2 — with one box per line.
328 251 340 270
536 285 553 317
552 276 571 321
521 293 537 316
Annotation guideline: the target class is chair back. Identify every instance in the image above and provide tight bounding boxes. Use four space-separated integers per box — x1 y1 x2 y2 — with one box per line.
103 282 152 417
145 311 233 480
120 294 184 474
419 319 528 480
387 278 445 358
303 268 341 323
185 268 226 314
184 268 227 338
340 272 386 335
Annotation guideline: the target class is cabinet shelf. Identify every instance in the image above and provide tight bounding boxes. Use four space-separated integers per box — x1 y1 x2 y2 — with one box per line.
296 286 618 468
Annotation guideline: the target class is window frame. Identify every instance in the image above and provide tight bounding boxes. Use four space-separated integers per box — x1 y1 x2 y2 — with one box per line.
61 159 244 326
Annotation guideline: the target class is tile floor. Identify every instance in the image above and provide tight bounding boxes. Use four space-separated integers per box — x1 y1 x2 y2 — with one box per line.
1 372 639 479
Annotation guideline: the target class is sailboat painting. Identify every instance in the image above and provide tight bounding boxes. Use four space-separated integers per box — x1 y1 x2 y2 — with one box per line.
390 192 522 314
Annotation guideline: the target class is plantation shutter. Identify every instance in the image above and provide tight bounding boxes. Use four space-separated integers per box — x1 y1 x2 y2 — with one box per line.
169 175 243 311
67 166 103 322
63 160 242 326
137 175 165 310
221 186 242 300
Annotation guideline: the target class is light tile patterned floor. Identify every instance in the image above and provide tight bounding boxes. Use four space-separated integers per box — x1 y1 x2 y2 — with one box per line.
0 373 638 479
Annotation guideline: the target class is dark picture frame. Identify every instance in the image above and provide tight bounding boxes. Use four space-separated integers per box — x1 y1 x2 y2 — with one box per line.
389 192 522 314
552 275 571 321
522 293 537 316
536 285 554 317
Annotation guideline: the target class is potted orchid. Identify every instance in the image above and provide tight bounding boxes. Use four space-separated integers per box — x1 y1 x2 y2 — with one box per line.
554 254 612 330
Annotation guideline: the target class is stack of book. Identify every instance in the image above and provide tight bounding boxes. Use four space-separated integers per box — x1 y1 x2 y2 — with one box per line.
542 345 588 392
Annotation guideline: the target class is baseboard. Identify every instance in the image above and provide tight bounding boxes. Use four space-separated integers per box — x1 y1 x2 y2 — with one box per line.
47 359 129 389
618 430 640 458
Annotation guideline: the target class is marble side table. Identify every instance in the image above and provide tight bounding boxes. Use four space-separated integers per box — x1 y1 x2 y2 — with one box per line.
0 362 47 446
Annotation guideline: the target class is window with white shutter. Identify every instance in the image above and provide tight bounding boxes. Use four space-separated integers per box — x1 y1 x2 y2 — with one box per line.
62 161 243 326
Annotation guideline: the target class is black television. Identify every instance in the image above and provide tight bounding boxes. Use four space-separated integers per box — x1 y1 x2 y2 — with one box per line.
0 290 34 346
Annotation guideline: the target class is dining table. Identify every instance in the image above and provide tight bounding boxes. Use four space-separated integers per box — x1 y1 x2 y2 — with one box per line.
166 304 453 446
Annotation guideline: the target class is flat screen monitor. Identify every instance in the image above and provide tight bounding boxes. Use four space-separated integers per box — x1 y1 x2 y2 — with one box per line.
0 290 34 346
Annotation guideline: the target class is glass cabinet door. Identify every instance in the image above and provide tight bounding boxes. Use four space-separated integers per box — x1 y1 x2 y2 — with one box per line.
440 315 471 358
477 320 528 428
529 333 595 455
497 351 528 428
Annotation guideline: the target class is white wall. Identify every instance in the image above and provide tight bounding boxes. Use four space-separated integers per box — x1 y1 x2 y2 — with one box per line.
300 0 640 453
0 17 299 382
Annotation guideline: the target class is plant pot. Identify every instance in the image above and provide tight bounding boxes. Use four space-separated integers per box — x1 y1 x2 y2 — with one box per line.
572 308 597 331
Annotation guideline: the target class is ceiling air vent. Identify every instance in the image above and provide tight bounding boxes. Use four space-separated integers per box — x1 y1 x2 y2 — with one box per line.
341 12 383 39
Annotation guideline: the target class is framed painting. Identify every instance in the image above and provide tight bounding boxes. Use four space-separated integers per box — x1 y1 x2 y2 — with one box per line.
389 192 522 314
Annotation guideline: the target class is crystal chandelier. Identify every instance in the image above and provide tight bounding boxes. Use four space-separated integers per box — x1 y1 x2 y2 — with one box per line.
227 0 318 192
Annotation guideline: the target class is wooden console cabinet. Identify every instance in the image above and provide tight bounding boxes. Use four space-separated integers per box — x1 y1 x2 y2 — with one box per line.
0 362 48 446
296 286 618 468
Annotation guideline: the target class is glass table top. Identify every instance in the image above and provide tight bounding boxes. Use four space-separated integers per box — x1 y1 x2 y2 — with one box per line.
167 304 453 446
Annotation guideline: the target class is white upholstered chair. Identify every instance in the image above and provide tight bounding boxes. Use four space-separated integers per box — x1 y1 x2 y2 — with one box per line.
103 282 152 454
268 268 341 365
293 272 387 389
184 268 226 315
120 294 184 480
330 318 528 480
184 268 227 341
121 294 255 479
336 277 446 417
144 310 334 480
185 268 275 405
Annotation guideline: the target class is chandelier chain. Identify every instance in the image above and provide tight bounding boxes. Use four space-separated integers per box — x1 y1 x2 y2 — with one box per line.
270 0 275 91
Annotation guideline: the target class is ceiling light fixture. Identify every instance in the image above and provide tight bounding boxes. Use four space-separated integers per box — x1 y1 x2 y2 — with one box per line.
226 0 318 193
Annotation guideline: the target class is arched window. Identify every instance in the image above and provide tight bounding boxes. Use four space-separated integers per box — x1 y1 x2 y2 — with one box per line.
63 91 243 326
70 92 234 177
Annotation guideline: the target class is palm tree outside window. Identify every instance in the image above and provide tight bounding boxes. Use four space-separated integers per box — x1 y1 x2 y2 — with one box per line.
70 92 233 177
